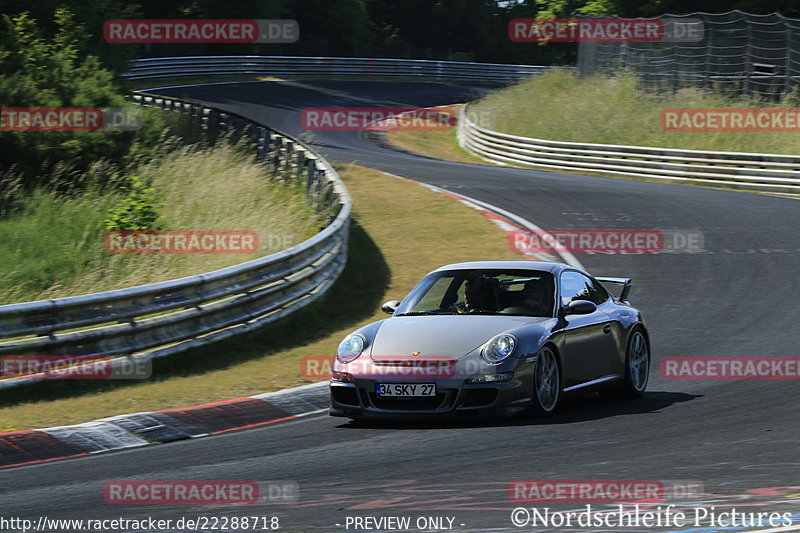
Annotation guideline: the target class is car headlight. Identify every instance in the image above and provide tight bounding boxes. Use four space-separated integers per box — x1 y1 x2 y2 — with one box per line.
337 334 365 363
481 334 517 364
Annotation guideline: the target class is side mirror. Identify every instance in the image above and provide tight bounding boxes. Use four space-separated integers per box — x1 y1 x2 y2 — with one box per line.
381 300 400 315
564 299 597 315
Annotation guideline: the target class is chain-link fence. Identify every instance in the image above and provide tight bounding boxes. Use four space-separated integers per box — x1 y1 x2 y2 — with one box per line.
578 11 800 99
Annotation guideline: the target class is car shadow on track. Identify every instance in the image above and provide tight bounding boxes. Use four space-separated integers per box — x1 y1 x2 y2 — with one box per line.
336 391 701 430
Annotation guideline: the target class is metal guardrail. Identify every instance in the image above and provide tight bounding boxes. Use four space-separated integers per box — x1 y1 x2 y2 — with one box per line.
458 105 800 194
124 55 551 83
0 92 352 389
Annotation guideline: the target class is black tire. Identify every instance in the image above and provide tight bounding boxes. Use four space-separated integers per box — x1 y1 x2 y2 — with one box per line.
600 327 650 399
622 328 650 397
530 345 561 416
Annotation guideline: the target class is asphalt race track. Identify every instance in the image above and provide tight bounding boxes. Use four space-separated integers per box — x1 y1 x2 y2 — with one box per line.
4 80 799 532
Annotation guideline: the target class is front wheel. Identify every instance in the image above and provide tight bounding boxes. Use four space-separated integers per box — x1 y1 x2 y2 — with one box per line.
530 345 560 416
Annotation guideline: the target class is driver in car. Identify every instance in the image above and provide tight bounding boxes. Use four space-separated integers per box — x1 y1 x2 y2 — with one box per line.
462 276 500 313
519 279 550 316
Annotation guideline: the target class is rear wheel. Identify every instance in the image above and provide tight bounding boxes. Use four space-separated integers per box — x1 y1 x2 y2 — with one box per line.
622 328 650 397
601 327 650 399
531 345 560 416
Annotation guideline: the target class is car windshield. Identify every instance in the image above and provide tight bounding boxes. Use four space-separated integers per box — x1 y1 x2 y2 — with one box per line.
394 269 555 317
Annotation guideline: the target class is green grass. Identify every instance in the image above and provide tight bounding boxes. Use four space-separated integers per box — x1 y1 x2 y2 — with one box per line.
0 164 522 430
385 105 488 165
0 142 320 303
0 190 117 302
469 69 800 155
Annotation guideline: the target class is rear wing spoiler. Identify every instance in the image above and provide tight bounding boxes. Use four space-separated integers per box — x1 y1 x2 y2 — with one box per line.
596 277 632 304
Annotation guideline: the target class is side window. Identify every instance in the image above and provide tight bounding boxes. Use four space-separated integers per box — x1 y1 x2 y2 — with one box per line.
560 271 590 306
585 277 610 305
560 271 608 306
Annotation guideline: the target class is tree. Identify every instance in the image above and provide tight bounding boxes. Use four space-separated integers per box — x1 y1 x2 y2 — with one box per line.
0 0 140 72
0 9 160 189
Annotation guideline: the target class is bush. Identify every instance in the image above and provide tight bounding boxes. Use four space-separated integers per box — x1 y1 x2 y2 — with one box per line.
103 175 163 231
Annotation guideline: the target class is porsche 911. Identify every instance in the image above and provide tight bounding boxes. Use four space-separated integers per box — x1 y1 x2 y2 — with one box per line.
329 261 650 419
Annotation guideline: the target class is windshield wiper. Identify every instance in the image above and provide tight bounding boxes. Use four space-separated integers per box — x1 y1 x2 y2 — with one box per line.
395 311 445 316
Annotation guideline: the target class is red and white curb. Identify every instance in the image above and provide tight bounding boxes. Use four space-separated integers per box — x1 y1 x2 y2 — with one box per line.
0 381 329 469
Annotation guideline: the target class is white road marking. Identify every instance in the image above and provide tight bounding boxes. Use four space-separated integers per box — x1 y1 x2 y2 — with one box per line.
379 171 584 269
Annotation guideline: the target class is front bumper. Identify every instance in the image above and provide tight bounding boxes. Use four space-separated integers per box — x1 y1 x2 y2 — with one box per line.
329 376 532 419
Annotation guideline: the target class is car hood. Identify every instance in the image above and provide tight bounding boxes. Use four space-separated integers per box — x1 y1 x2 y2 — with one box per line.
370 314 546 362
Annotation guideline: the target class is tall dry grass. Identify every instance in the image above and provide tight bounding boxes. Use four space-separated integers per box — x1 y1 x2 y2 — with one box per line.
0 141 320 303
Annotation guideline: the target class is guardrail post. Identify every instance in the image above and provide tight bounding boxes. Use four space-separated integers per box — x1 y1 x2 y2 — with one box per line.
218 113 230 135
306 159 324 208
294 146 307 184
206 110 220 139
289 142 301 183
189 105 200 124
278 139 288 181
269 135 287 179
256 129 269 161
304 154 318 189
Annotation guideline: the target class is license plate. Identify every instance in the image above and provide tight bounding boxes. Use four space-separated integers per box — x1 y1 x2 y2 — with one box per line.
374 383 437 397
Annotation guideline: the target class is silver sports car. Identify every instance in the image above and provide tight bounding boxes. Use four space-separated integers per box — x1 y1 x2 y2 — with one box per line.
329 261 650 419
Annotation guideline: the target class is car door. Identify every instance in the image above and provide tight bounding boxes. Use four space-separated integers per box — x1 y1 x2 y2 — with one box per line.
558 271 619 387
584 275 626 376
